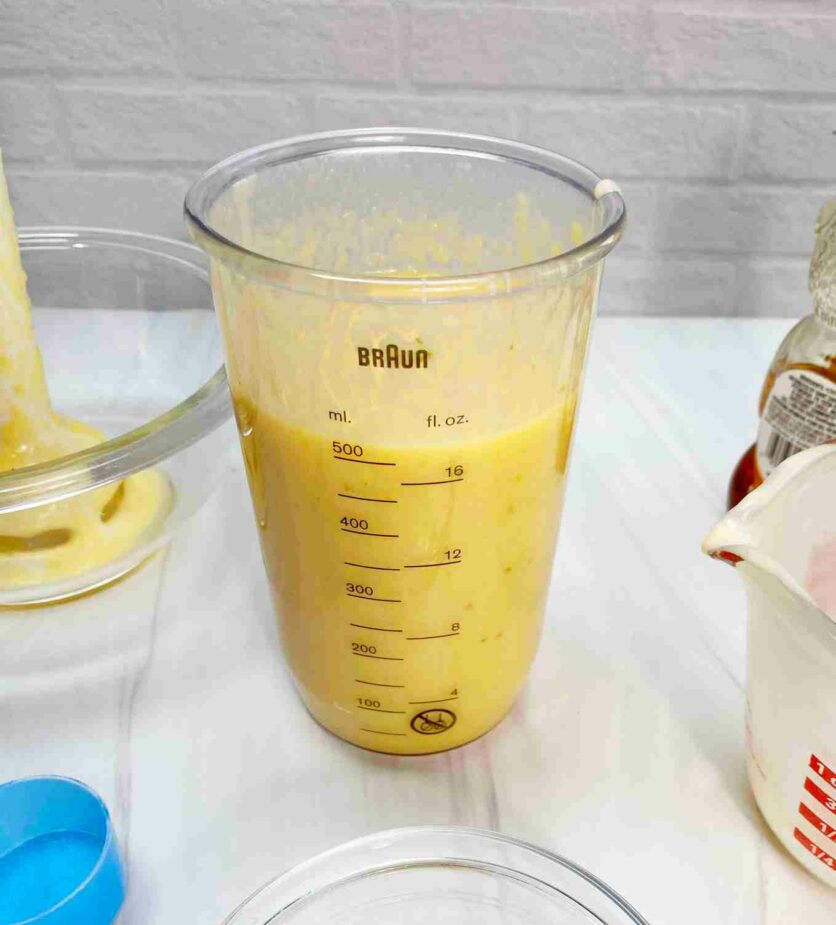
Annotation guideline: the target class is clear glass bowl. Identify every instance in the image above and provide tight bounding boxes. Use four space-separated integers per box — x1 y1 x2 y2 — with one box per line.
223 827 650 925
0 227 234 605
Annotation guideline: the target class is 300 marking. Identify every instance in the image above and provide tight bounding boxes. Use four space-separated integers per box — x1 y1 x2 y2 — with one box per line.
347 583 374 596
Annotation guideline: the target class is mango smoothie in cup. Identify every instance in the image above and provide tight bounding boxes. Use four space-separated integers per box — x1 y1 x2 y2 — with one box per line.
186 129 625 754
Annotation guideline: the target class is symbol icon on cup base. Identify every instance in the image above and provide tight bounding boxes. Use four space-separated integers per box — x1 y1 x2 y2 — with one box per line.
411 709 457 735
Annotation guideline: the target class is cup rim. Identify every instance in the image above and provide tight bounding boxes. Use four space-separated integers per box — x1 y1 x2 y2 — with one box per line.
0 226 231 514
184 127 626 302
222 826 650 925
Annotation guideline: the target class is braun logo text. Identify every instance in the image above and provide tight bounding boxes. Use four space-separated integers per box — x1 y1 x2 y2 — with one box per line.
357 344 429 369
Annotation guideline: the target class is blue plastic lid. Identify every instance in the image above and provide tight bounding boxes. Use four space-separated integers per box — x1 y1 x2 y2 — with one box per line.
0 777 125 925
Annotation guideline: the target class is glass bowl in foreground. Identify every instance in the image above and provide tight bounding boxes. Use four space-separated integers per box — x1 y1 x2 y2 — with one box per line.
222 827 650 925
0 227 233 605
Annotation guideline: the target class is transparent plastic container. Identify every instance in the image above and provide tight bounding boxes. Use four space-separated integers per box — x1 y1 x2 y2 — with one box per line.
186 129 625 754
222 827 650 925
0 227 233 605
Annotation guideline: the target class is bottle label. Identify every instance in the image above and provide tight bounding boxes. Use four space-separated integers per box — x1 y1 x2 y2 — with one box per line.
756 368 836 478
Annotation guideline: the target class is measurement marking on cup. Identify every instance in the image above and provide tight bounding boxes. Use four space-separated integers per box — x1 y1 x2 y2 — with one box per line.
347 594 402 603
406 632 460 641
803 777 836 813
401 478 463 486
355 679 406 688
810 754 836 789
358 706 406 714
361 729 407 736
345 561 401 572
404 560 462 569
341 529 399 538
353 652 404 661
337 493 398 504
333 456 396 467
350 623 403 633
793 827 836 869
409 697 459 705
799 803 836 841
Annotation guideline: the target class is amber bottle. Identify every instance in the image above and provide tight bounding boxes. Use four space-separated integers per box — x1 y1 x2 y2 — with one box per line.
728 199 836 509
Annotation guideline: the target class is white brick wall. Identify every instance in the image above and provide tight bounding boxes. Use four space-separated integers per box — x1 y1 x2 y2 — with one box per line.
1 0 834 317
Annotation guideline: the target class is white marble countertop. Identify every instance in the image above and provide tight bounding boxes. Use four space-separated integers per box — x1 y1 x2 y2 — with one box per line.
2 317 834 924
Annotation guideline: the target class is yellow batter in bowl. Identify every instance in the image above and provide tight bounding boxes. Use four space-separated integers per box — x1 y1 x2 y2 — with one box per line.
0 156 171 593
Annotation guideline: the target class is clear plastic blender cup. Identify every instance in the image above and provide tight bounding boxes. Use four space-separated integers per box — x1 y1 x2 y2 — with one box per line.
185 129 624 755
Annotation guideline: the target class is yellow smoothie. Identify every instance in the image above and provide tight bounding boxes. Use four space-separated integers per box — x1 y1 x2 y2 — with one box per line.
239 398 571 754
210 176 597 753
0 156 171 595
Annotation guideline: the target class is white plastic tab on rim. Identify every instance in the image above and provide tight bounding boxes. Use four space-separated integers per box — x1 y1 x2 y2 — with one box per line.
593 179 621 200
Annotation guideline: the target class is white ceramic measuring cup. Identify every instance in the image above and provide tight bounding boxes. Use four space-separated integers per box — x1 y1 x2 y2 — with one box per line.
703 443 836 887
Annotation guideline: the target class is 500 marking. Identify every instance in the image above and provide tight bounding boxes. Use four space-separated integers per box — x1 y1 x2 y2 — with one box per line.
333 441 363 457
332 441 396 467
